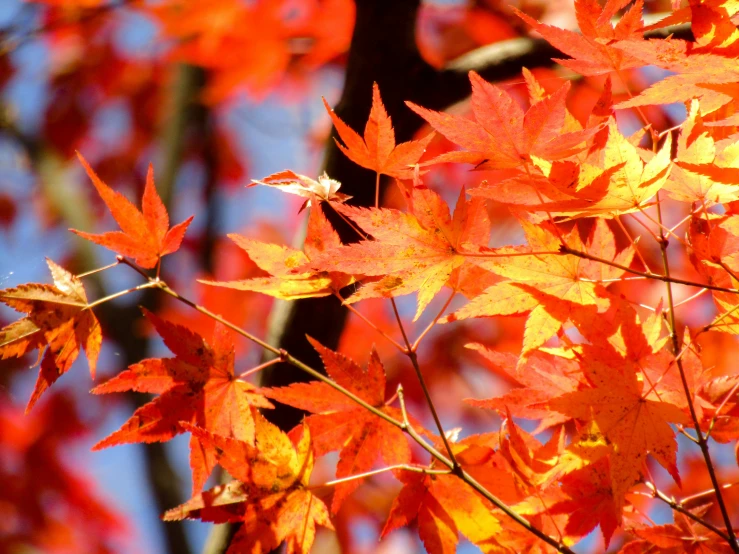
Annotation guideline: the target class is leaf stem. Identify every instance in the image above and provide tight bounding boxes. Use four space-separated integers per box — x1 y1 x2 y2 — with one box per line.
311 464 451 490
117 256 153 280
335 292 407 353
237 357 282 380
411 289 455 352
84 281 159 310
616 215 651 273
76 260 121 278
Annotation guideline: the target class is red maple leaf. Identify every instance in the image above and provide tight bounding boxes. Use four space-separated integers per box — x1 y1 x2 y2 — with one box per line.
513 0 646 76
264 337 412 512
72 153 193 269
91 310 272 493
325 82 434 179
165 418 333 554
0 259 101 412
406 70 597 171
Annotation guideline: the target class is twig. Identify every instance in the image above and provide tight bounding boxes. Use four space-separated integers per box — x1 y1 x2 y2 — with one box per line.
644 481 731 543
560 245 739 294
654 189 739 551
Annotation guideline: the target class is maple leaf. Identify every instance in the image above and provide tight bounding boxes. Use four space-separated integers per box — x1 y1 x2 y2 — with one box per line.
306 185 491 319
512 0 646 76
666 100 739 205
201 204 354 300
0 259 101 413
547 356 690 513
91 310 272 493
613 1 739 113
407 71 596 171
324 82 434 179
71 153 193 269
166 418 332 554
622 509 734 553
532 121 673 218
249 169 351 212
381 469 504 554
445 218 633 357
464 344 583 431
264 337 411 512
550 458 620 547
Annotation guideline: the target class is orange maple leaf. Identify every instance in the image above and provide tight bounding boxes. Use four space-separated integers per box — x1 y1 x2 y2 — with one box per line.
0 259 101 413
622 509 734 553
464 344 583 431
550 458 620 547
165 418 333 554
71 153 193 269
325 82 434 179
512 0 646 76
202 203 354 300
91 310 272 493
306 185 491 319
614 1 739 113
406 71 597 171
264 338 411 512
548 356 690 514
446 218 634 357
381 467 503 554
666 100 739 205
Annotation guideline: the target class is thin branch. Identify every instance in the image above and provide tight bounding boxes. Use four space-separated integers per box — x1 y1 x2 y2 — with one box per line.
390 298 458 466
560 245 739 294
644 481 731 543
654 189 739 551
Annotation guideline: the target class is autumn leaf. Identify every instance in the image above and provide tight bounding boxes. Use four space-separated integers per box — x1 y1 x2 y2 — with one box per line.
201 203 354 300
547 356 691 513
165 418 333 554
534 121 673 218
249 169 351 212
512 0 646 76
71 153 193 269
324 82 434 179
381 468 504 554
263 337 411 512
613 1 739 113
407 71 596 171
91 310 272 493
445 218 633 357
666 100 739 205
306 185 491 319
0 259 101 413
622 510 734 553
550 458 620 547
464 344 583 432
